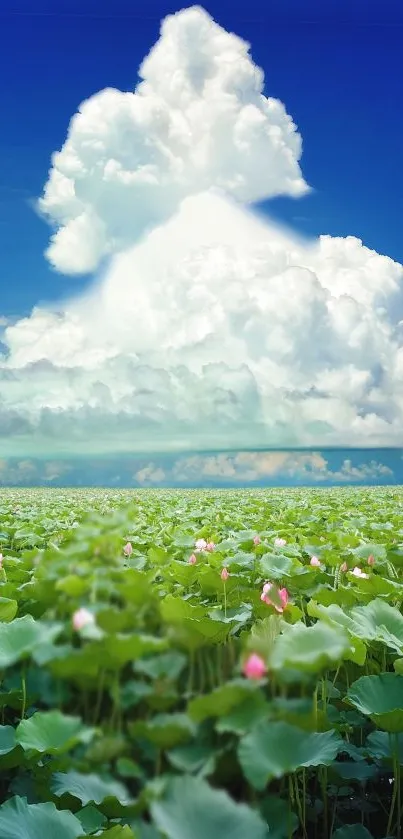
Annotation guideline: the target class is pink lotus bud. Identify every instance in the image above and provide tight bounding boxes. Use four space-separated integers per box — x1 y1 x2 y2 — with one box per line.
188 553 197 565
253 535 261 545
123 542 133 556
367 554 375 566
261 582 289 613
221 567 229 582
206 541 215 552
310 556 321 567
340 562 348 573
274 537 287 547
0 554 3 570
72 608 95 631
242 653 267 680
195 538 207 552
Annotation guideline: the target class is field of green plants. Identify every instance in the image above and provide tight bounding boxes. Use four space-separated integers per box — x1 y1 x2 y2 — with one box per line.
0 486 402 839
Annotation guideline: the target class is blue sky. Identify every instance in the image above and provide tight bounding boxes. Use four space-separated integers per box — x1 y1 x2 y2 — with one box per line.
2 0 403 315
1 0 403 484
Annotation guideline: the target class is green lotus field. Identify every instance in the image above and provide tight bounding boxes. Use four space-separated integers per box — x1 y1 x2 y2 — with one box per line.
0 486 402 839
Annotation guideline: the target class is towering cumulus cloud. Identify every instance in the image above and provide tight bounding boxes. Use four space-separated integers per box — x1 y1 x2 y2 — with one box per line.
39 5 308 274
1 5 403 456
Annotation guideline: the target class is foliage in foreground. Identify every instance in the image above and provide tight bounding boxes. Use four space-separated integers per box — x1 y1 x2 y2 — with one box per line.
0 486 402 839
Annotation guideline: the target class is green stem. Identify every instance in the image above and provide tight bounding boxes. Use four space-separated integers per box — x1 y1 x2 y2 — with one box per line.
110 674 121 732
187 650 195 694
331 665 340 693
386 733 401 837
205 648 216 690
312 684 318 729
197 649 206 693
293 773 308 839
320 767 328 837
322 676 327 710
288 775 295 839
21 670 27 720
387 761 398 837
93 668 105 725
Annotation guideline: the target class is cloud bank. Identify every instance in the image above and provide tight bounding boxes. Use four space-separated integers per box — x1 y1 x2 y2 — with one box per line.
0 451 395 488
1 5 403 456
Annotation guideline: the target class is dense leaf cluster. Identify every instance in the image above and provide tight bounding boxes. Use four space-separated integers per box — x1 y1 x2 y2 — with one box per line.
0 487 402 839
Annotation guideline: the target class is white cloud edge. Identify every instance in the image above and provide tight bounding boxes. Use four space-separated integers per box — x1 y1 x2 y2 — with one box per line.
1 5 403 455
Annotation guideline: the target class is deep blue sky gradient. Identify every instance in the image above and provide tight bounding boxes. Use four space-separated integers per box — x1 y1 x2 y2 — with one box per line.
1 0 403 317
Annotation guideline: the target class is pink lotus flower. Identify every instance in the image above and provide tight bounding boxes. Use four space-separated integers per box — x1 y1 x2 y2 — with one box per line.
351 566 369 579
261 582 289 613
274 537 287 548
253 535 261 545
310 556 321 567
206 542 215 552
123 542 133 557
221 567 229 582
243 653 267 680
72 608 95 631
340 562 348 573
195 538 207 552
188 553 197 565
367 554 375 566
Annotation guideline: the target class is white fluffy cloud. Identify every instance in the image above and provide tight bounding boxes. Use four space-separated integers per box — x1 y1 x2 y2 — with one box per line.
171 452 393 483
0 459 72 485
40 5 307 275
135 464 167 485
1 5 403 456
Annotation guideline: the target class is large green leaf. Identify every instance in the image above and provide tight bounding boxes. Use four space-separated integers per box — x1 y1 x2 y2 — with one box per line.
365 730 403 764
129 713 195 749
0 598 18 622
215 693 271 735
259 553 299 579
51 770 131 807
348 599 403 653
101 633 168 668
0 616 62 667
0 725 17 756
188 680 259 723
75 804 106 834
16 711 96 754
260 797 298 839
0 796 83 839
150 775 269 839
305 602 367 664
133 652 187 681
271 621 351 673
100 828 136 839
346 674 403 732
238 721 342 789
166 742 216 777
